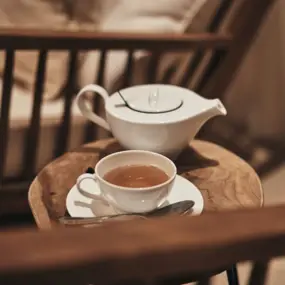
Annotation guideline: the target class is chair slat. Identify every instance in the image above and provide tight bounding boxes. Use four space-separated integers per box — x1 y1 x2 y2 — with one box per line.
0 31 231 50
1 206 285 284
194 49 227 94
200 0 274 99
160 65 177 84
226 265 240 285
179 0 232 87
23 50 47 179
54 50 77 157
147 53 161 83
248 261 268 285
0 49 14 183
85 49 108 142
208 0 233 32
179 49 205 87
97 49 107 86
123 50 134 88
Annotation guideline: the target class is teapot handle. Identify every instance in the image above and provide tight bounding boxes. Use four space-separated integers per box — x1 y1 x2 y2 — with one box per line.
76 84 111 131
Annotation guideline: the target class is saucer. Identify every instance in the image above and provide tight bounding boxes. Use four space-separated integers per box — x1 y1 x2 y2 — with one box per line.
66 175 204 218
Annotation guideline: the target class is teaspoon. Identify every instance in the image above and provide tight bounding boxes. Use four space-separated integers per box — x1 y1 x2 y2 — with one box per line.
59 200 195 226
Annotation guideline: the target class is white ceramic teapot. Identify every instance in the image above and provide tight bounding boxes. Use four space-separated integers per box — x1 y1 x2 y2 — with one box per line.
76 84 227 159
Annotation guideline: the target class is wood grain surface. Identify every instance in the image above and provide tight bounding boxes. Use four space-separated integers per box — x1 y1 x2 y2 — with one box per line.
1 205 285 285
28 139 263 230
0 29 232 50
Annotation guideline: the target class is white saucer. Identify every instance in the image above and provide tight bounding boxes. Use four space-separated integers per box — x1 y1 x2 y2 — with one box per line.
66 175 204 218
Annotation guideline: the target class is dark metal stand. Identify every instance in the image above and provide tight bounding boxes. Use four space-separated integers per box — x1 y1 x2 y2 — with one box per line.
226 265 240 285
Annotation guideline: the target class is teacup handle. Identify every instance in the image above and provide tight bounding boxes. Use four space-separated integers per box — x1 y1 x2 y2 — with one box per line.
76 84 111 131
76 173 106 202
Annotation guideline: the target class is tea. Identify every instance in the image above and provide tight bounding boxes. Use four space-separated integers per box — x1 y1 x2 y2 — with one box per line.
103 165 169 188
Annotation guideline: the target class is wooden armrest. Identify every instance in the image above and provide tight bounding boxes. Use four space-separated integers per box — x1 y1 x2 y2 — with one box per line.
1 206 285 284
0 28 232 50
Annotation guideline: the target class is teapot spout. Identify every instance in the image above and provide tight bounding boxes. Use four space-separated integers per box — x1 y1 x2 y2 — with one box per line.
210 99 227 117
197 98 227 125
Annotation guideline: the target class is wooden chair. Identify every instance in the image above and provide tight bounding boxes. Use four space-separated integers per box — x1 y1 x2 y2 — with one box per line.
1 205 285 285
0 0 275 217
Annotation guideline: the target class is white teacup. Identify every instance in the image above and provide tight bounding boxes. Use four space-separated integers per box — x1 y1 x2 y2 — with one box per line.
76 150 177 213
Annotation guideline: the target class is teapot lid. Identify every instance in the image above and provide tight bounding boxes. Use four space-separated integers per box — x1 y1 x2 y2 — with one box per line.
123 89 183 113
106 84 208 124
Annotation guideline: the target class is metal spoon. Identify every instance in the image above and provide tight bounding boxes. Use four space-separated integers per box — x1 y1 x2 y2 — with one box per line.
59 200 195 226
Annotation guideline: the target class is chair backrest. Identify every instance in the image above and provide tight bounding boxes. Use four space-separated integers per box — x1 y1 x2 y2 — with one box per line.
0 0 275 214
1 205 285 285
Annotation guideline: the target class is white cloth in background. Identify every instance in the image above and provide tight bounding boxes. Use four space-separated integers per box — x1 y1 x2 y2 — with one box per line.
0 0 207 100
78 0 208 93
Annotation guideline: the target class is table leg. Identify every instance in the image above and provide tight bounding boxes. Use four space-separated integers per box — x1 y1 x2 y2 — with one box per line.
226 265 240 285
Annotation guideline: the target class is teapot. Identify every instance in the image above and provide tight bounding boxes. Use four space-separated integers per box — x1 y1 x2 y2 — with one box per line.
76 84 227 159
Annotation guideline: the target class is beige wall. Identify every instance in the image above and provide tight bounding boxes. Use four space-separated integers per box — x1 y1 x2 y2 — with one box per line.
226 0 285 141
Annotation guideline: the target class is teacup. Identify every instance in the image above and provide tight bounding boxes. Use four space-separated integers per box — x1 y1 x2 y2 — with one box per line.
76 150 177 213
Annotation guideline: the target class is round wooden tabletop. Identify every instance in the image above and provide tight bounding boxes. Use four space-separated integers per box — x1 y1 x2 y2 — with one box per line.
29 139 263 229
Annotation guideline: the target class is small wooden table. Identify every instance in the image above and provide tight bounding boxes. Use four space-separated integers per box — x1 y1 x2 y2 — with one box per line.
29 139 263 230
